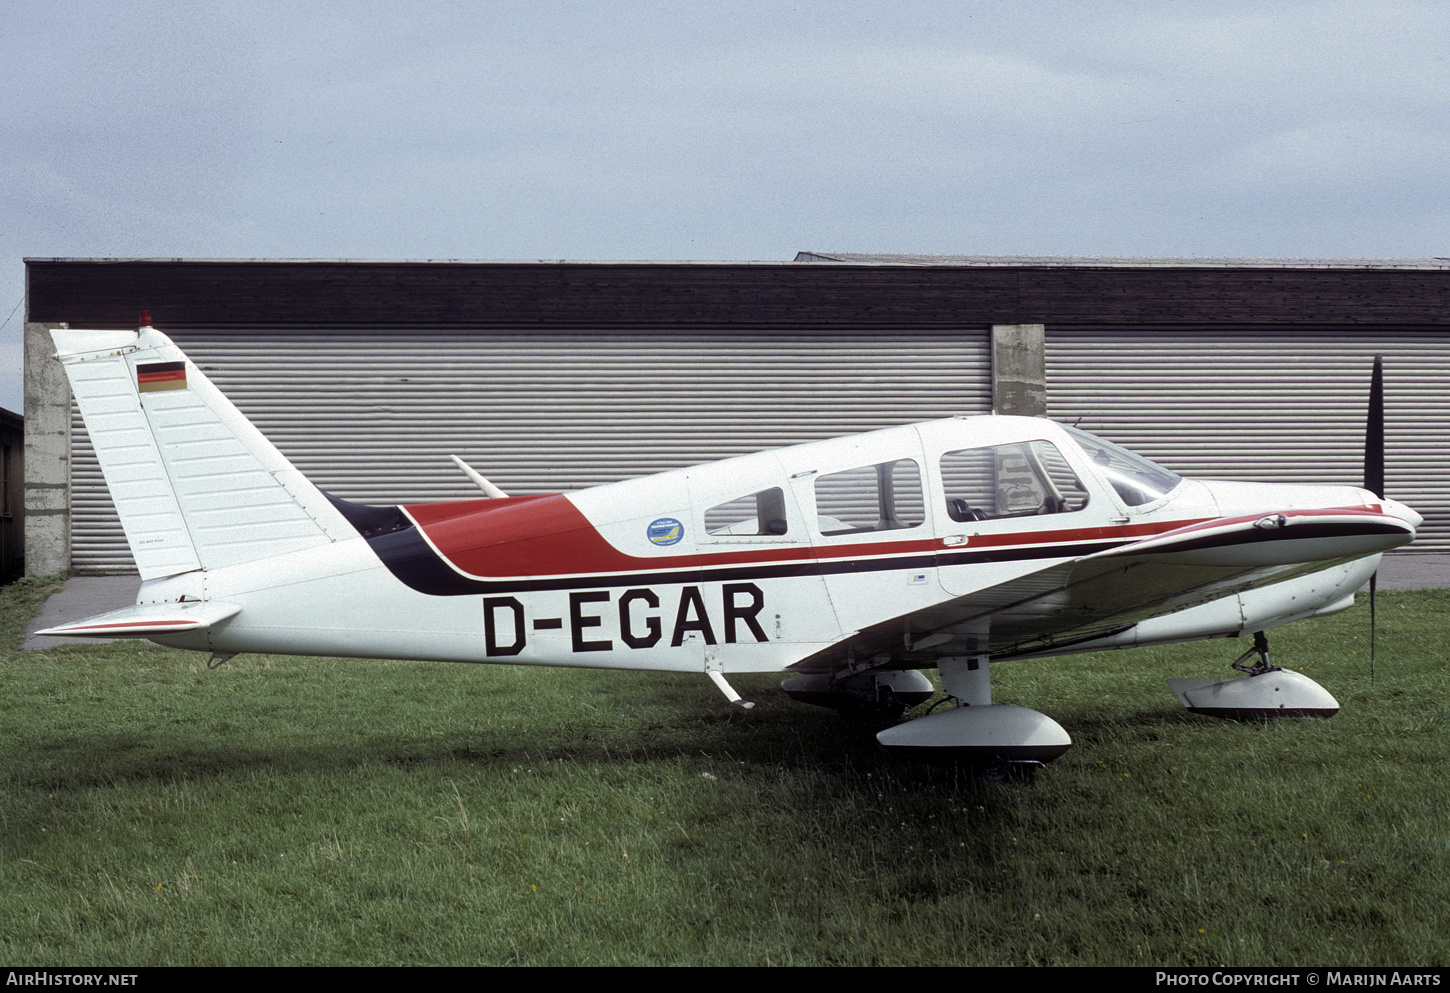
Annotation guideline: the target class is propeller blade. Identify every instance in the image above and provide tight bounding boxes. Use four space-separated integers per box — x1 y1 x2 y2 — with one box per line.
1364 354 1384 499
1363 354 1384 684
1369 571 1377 685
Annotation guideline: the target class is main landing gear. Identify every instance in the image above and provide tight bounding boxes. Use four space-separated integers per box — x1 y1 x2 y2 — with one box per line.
1167 630 1340 720
871 657 1072 774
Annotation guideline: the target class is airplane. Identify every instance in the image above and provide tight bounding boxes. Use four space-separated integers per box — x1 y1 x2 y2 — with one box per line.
39 317 1422 773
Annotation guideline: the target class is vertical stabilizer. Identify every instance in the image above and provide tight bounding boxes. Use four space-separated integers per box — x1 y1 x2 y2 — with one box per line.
53 325 354 580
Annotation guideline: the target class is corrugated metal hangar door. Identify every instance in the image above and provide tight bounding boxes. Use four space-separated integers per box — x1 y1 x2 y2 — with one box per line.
1046 328 1450 551
70 327 992 573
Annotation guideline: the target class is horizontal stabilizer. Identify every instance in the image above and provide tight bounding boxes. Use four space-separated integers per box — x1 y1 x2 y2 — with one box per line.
36 600 242 639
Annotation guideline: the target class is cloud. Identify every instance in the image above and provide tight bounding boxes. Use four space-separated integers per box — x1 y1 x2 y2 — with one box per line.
1210 120 1445 191
5 0 1450 412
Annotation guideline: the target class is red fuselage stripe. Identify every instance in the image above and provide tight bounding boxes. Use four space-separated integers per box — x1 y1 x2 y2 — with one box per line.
401 493 1345 583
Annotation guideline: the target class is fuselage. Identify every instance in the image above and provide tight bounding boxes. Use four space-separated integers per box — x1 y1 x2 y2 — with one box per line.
145 416 1418 674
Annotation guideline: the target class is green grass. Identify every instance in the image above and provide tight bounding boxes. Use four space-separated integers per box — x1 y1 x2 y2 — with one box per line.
2 577 1445 965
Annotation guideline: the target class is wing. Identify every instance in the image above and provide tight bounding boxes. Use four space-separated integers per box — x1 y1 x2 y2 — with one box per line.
788 508 1414 671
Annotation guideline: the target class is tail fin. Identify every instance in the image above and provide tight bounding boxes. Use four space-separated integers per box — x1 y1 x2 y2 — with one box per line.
54 324 354 580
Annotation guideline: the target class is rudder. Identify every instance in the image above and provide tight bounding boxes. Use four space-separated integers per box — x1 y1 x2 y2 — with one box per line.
54 323 354 580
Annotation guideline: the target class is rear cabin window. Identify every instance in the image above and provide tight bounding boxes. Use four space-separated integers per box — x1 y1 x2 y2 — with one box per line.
706 487 789 536
814 459 925 536
940 441 1089 522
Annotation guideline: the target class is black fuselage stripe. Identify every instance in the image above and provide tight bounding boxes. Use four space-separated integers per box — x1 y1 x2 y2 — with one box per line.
1158 521 1406 552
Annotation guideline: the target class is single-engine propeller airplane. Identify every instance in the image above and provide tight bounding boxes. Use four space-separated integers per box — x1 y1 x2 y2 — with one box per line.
41 319 1421 771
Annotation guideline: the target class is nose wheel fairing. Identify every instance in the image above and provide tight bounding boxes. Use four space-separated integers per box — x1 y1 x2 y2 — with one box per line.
1168 630 1340 720
1168 668 1340 720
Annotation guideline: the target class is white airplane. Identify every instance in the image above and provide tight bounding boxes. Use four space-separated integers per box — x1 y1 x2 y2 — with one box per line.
40 320 1421 772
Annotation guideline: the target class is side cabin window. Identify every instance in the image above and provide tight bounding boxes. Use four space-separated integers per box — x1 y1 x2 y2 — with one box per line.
814 459 925 536
706 487 789 536
941 441 1089 522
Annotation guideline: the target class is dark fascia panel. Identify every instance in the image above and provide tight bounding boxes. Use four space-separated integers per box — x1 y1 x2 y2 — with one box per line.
24 258 1450 328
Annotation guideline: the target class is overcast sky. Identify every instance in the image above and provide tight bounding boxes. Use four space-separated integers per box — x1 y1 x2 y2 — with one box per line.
4 0 1448 413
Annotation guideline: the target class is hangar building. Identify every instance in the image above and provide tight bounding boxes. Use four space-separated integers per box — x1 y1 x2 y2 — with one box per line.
23 255 1450 575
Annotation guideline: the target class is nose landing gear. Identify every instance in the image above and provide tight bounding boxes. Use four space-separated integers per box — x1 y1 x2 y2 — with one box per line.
1168 630 1339 720
1230 630 1276 677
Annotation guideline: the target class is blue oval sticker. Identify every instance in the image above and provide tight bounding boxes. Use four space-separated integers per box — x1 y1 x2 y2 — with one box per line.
647 517 684 546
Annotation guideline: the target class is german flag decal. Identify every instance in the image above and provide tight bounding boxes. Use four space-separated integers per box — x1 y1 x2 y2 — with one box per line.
137 361 187 393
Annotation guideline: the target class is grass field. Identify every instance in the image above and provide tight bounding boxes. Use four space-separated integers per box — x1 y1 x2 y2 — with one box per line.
2 574 1445 966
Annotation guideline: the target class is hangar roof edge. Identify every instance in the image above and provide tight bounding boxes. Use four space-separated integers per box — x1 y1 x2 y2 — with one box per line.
793 253 1450 269
24 255 1450 270
23 257 791 266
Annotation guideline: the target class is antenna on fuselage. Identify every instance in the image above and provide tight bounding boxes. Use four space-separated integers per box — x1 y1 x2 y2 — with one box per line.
449 455 509 499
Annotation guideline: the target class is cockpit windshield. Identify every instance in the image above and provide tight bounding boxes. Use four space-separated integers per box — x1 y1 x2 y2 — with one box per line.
1063 425 1182 507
